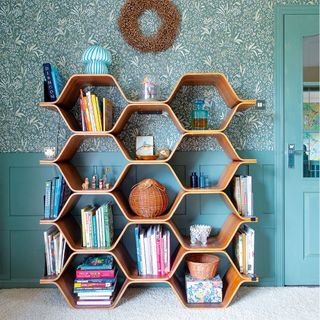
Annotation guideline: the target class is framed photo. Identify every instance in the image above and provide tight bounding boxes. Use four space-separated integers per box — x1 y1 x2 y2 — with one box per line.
136 136 154 156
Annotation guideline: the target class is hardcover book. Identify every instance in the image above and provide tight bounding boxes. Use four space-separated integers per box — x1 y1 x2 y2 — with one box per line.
77 255 113 270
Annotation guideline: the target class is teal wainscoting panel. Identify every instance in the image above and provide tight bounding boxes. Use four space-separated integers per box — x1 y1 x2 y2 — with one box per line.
0 151 275 287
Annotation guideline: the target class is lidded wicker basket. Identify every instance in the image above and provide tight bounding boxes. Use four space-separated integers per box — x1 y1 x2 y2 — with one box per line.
129 178 169 218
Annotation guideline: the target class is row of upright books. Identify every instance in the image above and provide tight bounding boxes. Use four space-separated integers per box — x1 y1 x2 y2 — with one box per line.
234 224 255 275
232 175 253 217
44 176 71 219
81 203 114 248
135 225 171 276
44 227 67 276
43 63 65 102
80 89 112 132
74 255 117 306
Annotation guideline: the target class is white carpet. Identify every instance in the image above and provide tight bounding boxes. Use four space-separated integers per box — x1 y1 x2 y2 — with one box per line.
0 287 319 320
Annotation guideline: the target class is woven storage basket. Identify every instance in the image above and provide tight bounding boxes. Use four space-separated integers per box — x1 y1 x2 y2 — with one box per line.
129 178 169 218
186 254 220 280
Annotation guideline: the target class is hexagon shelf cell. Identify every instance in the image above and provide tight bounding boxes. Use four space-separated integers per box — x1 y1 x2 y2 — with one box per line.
171 192 258 251
40 194 129 252
115 222 182 281
168 250 258 308
40 136 127 193
111 103 184 163
168 133 256 192
112 163 183 222
39 75 129 133
166 73 256 132
40 251 130 309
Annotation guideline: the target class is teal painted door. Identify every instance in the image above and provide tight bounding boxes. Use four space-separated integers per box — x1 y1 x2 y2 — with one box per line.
284 14 320 285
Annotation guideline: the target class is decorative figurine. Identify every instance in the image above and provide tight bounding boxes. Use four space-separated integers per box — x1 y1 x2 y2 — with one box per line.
190 224 212 246
91 176 96 190
99 179 103 190
82 177 90 190
81 45 112 74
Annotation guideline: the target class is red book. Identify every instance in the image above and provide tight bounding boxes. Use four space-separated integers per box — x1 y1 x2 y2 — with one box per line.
76 269 116 279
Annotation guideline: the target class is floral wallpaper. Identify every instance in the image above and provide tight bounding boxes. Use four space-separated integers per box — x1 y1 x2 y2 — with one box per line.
0 0 318 153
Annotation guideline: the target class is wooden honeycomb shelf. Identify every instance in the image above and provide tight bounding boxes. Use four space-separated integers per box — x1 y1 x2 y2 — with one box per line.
39 72 258 309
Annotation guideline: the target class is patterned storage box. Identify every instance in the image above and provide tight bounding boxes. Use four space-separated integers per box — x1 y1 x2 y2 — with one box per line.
185 274 223 304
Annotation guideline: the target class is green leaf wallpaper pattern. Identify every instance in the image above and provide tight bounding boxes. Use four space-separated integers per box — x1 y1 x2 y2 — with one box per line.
0 0 318 153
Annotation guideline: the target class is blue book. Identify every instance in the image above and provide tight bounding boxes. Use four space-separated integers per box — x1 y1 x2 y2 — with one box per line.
135 225 142 275
42 63 56 101
92 213 98 248
50 177 57 219
53 177 62 218
58 178 66 211
44 180 52 219
51 65 65 97
77 255 113 270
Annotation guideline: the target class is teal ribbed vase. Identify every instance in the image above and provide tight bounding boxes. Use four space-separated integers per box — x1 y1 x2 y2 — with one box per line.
81 45 112 74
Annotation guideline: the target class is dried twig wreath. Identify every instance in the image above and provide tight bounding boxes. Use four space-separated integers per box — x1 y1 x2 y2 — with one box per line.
118 0 181 53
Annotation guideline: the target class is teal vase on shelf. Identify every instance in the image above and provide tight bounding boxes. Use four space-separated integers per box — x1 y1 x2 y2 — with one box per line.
81 45 112 74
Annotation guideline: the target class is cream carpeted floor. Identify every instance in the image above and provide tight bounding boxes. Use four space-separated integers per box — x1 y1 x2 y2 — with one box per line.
0 287 319 320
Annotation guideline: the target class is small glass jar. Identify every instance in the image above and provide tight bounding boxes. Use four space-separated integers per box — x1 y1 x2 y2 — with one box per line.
140 74 159 101
191 99 208 130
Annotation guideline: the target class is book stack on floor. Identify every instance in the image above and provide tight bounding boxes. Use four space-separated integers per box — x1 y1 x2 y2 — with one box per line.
79 89 112 132
43 63 65 102
44 176 71 219
234 224 255 275
81 203 114 248
232 175 253 217
74 255 117 306
44 226 67 276
135 225 171 276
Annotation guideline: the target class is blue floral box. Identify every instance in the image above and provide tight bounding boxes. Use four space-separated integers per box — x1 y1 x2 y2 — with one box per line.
185 274 223 304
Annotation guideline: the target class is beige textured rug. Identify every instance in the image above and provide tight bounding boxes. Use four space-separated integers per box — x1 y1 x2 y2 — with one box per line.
0 287 319 320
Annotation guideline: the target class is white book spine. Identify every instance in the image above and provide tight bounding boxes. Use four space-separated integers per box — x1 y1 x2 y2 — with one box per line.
101 206 105 247
43 231 51 276
96 208 101 248
248 228 255 274
163 233 168 273
246 176 252 216
139 230 146 275
144 234 152 275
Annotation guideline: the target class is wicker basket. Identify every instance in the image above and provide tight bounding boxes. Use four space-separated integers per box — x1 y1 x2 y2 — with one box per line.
129 178 169 218
186 254 220 280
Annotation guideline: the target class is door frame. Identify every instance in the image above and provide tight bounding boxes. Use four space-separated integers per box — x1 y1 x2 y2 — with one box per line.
274 5 319 286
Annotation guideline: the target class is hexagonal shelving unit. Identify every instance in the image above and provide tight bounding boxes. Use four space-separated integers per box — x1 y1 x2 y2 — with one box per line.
39 73 258 309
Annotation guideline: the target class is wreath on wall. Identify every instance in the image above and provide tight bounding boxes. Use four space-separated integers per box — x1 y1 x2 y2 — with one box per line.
118 0 181 53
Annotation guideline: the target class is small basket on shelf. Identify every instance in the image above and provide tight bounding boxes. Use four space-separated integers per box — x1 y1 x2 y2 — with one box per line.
186 254 220 280
129 178 169 218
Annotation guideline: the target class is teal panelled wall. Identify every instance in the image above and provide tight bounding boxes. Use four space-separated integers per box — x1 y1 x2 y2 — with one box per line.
0 151 275 288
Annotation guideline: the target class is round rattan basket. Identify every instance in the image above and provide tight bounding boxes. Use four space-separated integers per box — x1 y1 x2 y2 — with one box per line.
186 254 220 280
128 178 169 218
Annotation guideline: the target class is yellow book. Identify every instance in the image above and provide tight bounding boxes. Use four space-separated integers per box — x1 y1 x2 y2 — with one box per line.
95 95 102 131
92 94 101 131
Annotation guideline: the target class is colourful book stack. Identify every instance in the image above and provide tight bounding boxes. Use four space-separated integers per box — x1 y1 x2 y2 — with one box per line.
232 175 253 217
81 202 114 248
234 224 255 275
74 255 117 306
185 274 223 304
43 226 67 276
134 225 171 276
79 89 112 132
44 176 71 219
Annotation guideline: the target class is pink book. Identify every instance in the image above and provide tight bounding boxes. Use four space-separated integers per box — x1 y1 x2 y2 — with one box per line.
156 237 161 276
166 230 170 273
76 269 116 279
160 236 165 276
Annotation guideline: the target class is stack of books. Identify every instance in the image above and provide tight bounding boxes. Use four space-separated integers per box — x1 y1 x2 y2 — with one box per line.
81 203 114 248
44 176 71 219
43 227 66 276
74 256 117 306
43 63 65 101
79 89 112 132
135 225 171 276
232 175 253 216
234 224 255 275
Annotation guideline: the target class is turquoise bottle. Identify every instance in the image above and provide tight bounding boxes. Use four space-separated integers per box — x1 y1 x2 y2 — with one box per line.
191 99 208 130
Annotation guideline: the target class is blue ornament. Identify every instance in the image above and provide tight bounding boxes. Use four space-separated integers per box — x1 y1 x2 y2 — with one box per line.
81 45 112 74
